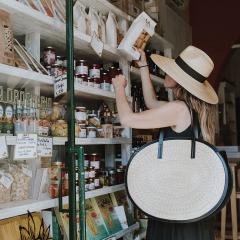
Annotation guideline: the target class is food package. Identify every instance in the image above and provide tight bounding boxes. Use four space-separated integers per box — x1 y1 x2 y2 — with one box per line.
106 11 118 48
9 164 32 201
0 170 13 203
87 7 101 38
74 0 87 34
0 10 15 66
118 12 156 61
98 13 106 43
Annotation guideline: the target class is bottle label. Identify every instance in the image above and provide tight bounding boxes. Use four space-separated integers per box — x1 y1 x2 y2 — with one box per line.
94 178 100 187
75 112 87 121
89 171 95 178
94 83 101 88
100 83 110 91
89 182 95 190
89 69 100 78
85 171 89 179
90 161 100 170
79 129 86 138
75 65 88 75
5 105 13 119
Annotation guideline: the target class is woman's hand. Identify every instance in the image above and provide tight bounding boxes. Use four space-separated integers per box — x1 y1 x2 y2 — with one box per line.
135 48 148 67
112 74 127 90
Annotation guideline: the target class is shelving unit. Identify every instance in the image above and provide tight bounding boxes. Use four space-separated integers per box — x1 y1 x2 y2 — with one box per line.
0 184 125 220
0 0 174 239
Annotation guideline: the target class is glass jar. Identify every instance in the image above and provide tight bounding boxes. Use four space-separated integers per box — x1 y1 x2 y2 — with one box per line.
87 77 94 87
85 179 90 191
76 60 88 75
43 46 56 66
101 72 110 91
84 153 90 167
84 166 89 180
82 75 88 86
87 126 97 138
89 64 101 78
93 78 101 88
79 124 87 138
108 169 116 186
89 167 96 178
56 56 64 66
51 63 63 77
90 153 101 170
94 170 100 189
116 166 125 184
89 178 95 191
51 102 62 121
99 170 109 187
49 180 59 198
75 107 87 124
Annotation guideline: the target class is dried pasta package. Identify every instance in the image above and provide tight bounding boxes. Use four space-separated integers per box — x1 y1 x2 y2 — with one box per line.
9 164 32 201
0 170 13 203
73 1 87 34
118 12 156 61
86 7 101 37
106 11 118 48
98 13 106 43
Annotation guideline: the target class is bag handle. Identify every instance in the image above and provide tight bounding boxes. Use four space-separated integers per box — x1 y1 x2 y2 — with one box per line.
157 106 199 159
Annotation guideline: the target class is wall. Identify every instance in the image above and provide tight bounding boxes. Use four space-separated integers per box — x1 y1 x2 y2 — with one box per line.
189 0 240 88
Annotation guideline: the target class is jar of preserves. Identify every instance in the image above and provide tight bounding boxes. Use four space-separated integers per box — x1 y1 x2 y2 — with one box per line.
49 180 59 198
88 178 95 191
85 179 90 191
93 78 101 88
79 124 87 138
75 107 87 124
108 169 116 186
101 72 110 91
116 166 125 184
87 77 94 87
84 166 89 180
99 170 109 187
51 63 63 77
75 74 87 86
87 126 97 138
90 153 101 170
94 170 100 189
89 167 96 178
56 56 64 66
84 153 90 167
43 46 56 66
89 64 101 78
76 60 88 75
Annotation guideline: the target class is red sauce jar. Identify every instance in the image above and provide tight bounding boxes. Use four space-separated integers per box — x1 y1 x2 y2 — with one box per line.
93 78 101 88
90 64 101 78
76 60 88 76
101 72 110 91
87 77 94 87
90 153 101 170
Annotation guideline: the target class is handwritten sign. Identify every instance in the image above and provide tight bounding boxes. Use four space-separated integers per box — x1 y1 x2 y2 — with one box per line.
0 136 8 160
14 134 38 160
37 137 53 157
54 74 67 98
91 32 104 57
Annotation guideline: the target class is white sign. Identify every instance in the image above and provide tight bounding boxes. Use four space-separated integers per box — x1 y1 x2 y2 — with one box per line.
91 32 104 57
14 134 38 160
54 74 67 98
37 137 53 157
0 136 8 160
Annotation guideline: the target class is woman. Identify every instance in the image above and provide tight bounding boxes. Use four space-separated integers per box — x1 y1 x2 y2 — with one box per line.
112 45 218 240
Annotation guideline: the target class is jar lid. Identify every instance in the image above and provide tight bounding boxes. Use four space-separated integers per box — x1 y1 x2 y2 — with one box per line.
44 46 55 51
109 169 116 174
91 153 100 156
51 63 61 67
76 106 86 110
91 64 101 68
87 126 96 129
79 123 86 127
77 59 87 63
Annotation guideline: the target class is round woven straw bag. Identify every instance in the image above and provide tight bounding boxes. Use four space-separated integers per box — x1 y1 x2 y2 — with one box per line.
126 111 232 223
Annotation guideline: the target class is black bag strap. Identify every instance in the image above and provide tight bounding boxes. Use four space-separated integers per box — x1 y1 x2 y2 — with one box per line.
158 104 200 159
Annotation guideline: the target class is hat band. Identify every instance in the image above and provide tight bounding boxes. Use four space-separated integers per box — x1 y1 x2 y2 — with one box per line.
175 57 206 83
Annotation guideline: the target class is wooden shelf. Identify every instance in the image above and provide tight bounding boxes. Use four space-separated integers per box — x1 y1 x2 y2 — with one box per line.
0 184 125 220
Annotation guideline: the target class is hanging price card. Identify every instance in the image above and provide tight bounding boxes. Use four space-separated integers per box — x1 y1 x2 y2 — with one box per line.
14 134 38 160
54 74 67 98
91 31 104 57
37 137 53 157
0 136 8 160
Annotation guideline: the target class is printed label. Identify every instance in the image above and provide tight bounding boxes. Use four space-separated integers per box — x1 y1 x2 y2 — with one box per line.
0 173 13 189
75 66 88 75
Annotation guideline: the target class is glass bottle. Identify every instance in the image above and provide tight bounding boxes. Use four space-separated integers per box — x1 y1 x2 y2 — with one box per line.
22 99 28 134
15 100 22 135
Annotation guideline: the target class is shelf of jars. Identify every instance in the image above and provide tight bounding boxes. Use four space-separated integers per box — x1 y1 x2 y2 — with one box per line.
0 184 125 220
130 66 164 85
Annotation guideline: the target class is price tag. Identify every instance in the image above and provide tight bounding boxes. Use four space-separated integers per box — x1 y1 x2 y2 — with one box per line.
54 74 67 98
22 165 33 178
14 134 38 160
0 136 8 160
37 137 53 157
0 173 13 189
91 32 104 57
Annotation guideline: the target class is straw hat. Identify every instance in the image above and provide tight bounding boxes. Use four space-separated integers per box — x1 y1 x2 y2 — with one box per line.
150 45 219 104
126 139 231 222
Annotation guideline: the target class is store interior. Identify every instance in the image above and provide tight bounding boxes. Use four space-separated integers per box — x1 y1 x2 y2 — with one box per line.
0 0 239 239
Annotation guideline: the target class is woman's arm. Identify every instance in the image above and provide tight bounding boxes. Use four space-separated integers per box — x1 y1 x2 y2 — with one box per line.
113 75 185 129
137 49 168 109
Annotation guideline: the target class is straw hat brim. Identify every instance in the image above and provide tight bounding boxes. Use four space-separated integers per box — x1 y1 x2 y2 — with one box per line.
150 54 219 104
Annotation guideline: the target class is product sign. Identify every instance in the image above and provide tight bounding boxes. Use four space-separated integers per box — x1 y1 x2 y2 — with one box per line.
14 134 38 160
54 74 67 98
37 137 53 157
91 32 104 57
0 136 8 160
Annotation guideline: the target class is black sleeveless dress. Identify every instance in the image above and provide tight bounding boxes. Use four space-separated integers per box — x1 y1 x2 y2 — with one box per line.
146 124 216 240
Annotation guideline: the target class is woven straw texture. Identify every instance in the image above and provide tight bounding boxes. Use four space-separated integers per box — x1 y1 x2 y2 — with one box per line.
127 140 226 221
